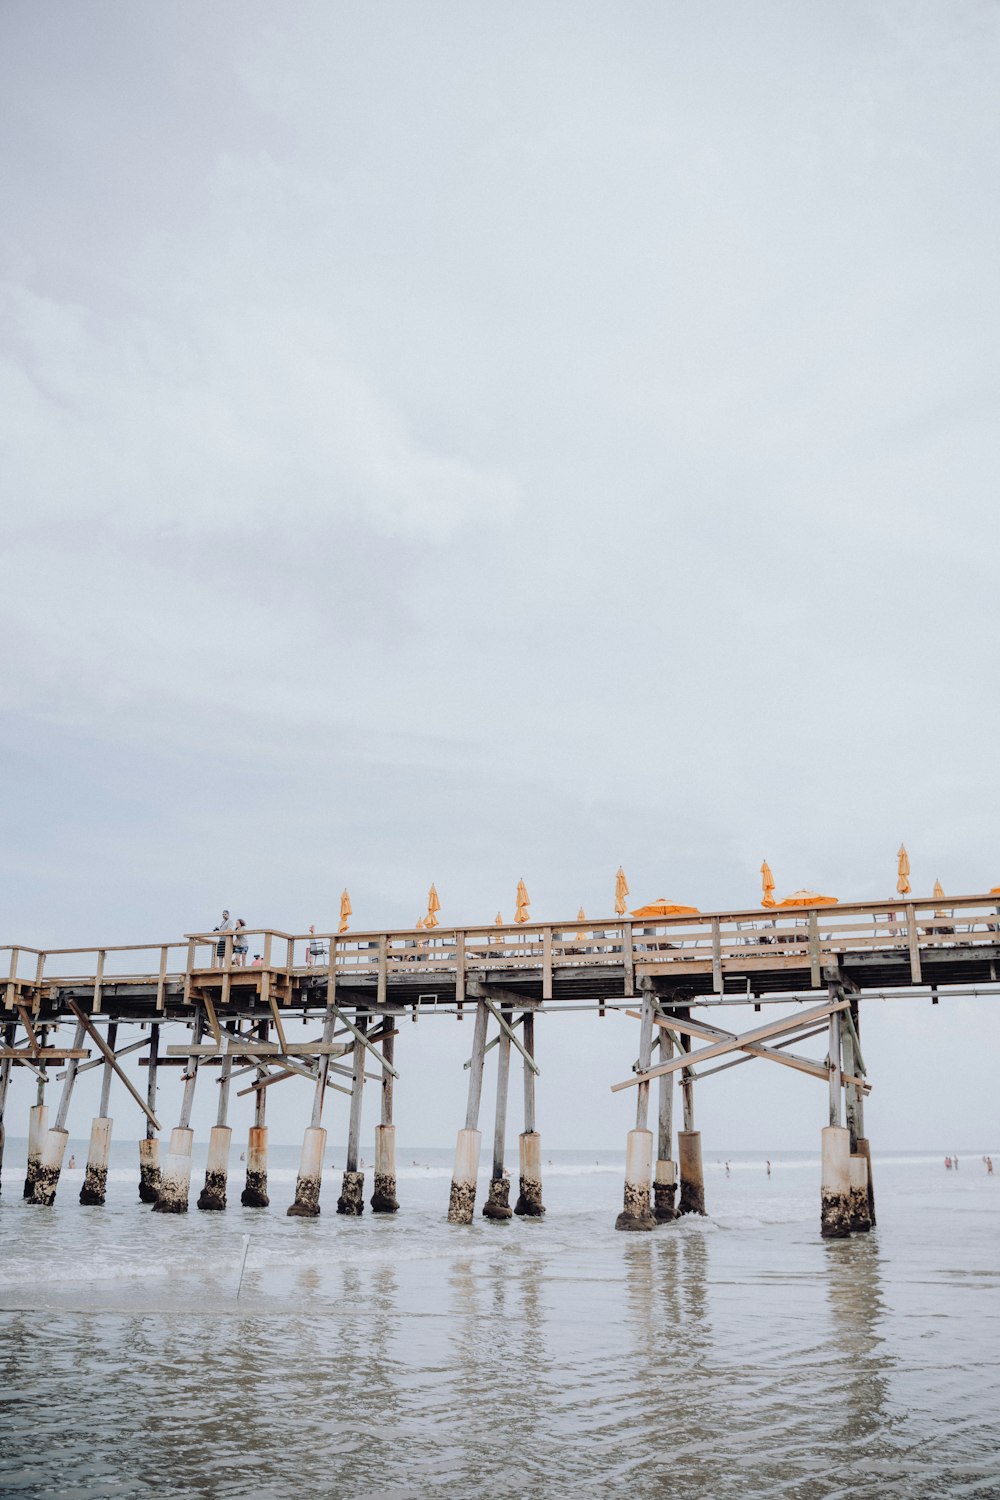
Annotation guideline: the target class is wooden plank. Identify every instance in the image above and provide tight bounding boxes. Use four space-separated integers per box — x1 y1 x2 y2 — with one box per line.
203 993 222 1046
611 996 851 1091
268 995 287 1053
542 928 553 1001
91 950 105 1013
66 999 160 1129
906 904 922 983
15 1004 38 1050
711 920 723 993
156 946 168 1012
622 925 634 998
166 1043 354 1057
0 1049 89 1060
377 936 388 1007
808 912 821 988
455 931 465 1006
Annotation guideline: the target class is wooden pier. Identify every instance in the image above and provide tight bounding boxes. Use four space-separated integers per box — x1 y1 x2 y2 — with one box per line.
2 891 998 1234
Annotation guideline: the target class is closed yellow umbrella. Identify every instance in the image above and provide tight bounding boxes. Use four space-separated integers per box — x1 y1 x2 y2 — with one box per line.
495 911 504 927
932 879 947 920
897 845 911 896
761 860 776 909
514 879 530 924
574 906 589 943
425 883 441 929
775 889 838 908
614 867 630 916
338 888 352 934
630 898 700 918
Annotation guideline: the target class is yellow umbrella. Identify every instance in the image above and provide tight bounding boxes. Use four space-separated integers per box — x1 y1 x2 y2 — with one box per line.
574 906 589 943
630 898 700 918
614 866 630 916
338 888 352 934
424 883 441 929
515 879 530 924
932 879 947 920
415 915 425 929
494 912 504 930
775 889 839 908
897 845 911 896
761 860 776 909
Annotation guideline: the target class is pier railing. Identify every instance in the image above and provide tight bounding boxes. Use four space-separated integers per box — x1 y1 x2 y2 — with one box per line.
5 892 999 1011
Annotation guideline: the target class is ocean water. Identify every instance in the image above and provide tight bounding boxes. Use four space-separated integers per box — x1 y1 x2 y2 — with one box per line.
0 1142 998 1499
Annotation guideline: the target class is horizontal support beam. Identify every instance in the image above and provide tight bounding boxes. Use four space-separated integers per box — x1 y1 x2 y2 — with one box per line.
0 1048 89 1060
166 1043 353 1058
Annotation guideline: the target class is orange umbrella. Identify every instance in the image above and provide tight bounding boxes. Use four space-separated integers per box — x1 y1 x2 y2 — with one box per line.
932 879 948 920
424 883 441 929
775 889 838 908
494 911 504 928
574 906 590 943
630 898 700 918
338 889 352 934
761 860 776 909
614 867 630 917
415 915 426 930
514 879 530 924
897 845 911 896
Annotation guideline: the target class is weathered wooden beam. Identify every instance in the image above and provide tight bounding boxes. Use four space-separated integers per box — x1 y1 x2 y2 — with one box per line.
611 997 851 1091
166 1043 353 1058
0 1049 89 1061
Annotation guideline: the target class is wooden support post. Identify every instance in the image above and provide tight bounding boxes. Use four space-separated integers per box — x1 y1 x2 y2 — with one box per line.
288 1009 336 1217
483 1006 513 1220
242 1019 270 1208
80 1021 117 1205
337 1013 367 1216
197 1040 233 1211
514 1011 544 1217
828 1007 842 1128
616 995 656 1230
138 1024 161 1203
654 1024 677 1223
31 1020 86 1205
847 1000 875 1228
448 999 488 1224
371 1028 398 1213
677 1020 706 1216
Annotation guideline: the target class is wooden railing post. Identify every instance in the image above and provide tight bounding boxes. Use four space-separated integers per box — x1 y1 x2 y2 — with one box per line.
905 905 922 983
455 931 465 1007
5 947 19 1009
542 927 553 1000
711 920 723 995
377 935 388 1007
622 924 634 997
808 913 821 988
156 946 168 1012
92 950 106 1015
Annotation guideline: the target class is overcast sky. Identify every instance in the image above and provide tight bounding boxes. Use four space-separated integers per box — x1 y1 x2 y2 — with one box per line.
2 3 998 1153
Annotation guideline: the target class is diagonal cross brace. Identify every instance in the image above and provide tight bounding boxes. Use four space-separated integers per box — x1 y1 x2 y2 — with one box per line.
332 1007 399 1078
626 1008 869 1092
474 998 540 1076
611 996 851 1092
66 1000 161 1130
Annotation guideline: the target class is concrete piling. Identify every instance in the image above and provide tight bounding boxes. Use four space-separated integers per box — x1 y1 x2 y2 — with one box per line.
820 1124 852 1238
337 1013 367 1216
448 1000 488 1223
678 1130 706 1216
514 1130 545 1217
655 1018 678 1222
654 1158 678 1222
241 1125 270 1207
31 1126 69 1206
513 1013 544 1217
287 1125 326 1217
371 1123 399 1213
23 1102 47 1199
615 1127 656 1230
79 1117 113 1205
447 1127 482 1224
371 1029 399 1213
196 1125 232 1210
153 1126 195 1213
139 1022 161 1203
138 1136 161 1203
848 1154 872 1232
483 1006 513 1221
80 1021 116 1206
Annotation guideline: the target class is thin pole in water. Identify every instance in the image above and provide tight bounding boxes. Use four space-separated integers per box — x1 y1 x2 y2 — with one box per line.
236 1234 251 1301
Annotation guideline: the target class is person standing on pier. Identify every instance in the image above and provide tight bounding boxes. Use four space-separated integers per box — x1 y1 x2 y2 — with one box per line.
214 910 233 960
233 919 249 966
